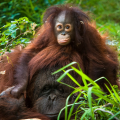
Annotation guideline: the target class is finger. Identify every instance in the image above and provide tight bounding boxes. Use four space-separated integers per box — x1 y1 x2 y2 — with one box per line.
11 86 24 98
0 86 15 97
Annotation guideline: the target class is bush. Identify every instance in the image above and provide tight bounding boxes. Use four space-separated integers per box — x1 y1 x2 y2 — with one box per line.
0 17 38 55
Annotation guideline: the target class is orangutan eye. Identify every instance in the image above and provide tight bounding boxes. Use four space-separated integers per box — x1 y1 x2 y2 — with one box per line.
58 25 62 29
43 85 50 92
66 25 70 29
65 24 72 32
56 23 63 31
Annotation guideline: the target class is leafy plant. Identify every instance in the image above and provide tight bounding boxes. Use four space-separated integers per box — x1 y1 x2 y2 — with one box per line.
0 0 65 55
53 62 120 120
0 0 65 27
0 17 38 55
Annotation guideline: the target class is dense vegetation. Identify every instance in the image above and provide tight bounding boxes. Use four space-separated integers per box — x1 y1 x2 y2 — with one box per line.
0 0 120 119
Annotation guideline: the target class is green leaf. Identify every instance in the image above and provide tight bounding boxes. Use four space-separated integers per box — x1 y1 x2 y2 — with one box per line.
52 61 77 75
63 69 81 87
87 87 94 118
56 69 73 82
71 66 100 88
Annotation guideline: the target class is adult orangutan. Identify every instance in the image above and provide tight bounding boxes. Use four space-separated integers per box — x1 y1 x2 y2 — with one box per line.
0 5 118 120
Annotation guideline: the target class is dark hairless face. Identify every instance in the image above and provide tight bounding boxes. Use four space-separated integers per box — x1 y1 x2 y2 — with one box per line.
54 11 74 45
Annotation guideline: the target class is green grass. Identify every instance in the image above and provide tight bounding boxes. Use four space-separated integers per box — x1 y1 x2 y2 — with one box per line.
53 62 120 120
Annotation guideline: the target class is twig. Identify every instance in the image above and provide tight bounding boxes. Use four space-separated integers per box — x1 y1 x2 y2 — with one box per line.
5 32 24 48
103 103 113 107
94 108 119 120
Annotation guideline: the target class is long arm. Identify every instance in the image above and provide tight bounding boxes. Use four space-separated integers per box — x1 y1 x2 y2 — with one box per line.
11 48 36 97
